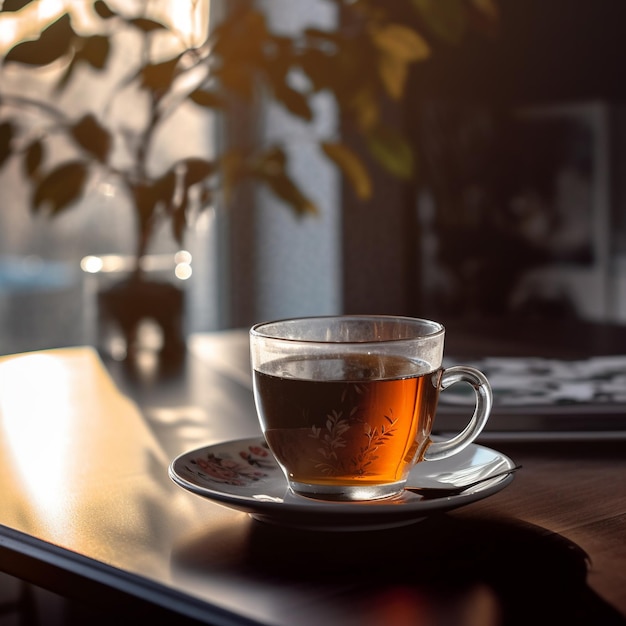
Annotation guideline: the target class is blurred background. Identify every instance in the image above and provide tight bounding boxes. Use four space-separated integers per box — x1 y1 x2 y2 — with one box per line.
1 0 626 359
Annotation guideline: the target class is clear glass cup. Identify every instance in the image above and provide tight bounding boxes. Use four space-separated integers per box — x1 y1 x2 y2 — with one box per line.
250 315 493 501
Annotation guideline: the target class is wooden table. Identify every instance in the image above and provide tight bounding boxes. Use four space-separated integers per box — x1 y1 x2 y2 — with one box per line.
0 321 625 626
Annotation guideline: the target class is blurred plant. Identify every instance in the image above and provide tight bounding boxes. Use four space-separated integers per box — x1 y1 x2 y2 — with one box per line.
0 0 498 269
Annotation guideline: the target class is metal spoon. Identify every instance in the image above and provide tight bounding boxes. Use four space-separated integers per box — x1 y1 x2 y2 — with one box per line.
405 465 522 499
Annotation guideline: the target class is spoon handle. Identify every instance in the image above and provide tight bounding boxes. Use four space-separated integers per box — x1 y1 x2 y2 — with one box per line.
456 464 523 490
406 464 522 498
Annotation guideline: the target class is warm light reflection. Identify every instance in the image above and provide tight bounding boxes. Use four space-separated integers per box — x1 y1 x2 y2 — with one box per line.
175 249 192 264
0 352 75 531
80 252 193 279
175 262 193 280
175 249 193 280
80 254 105 273
0 348 197 562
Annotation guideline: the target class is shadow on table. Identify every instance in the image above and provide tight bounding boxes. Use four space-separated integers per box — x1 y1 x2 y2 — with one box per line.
173 513 625 626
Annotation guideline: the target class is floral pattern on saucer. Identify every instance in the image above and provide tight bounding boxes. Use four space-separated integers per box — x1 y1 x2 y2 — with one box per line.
182 441 275 486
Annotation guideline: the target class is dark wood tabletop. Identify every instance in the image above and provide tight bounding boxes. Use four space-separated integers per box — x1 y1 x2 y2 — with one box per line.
0 319 624 626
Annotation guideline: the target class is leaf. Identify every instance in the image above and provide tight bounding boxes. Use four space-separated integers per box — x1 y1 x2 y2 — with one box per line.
210 8 279 102
0 122 14 169
153 170 177 205
140 57 180 93
54 34 110 91
33 161 89 214
262 172 317 216
272 83 312 121
129 18 168 33
94 0 116 19
369 24 431 63
211 8 269 61
70 114 111 162
251 147 317 214
366 127 415 180
189 89 226 109
1 0 37 11
297 48 336 93
24 140 43 179
377 55 411 100
411 0 467 45
321 142 372 200
4 14 74 66
368 24 429 100
75 35 110 71
350 89 380 132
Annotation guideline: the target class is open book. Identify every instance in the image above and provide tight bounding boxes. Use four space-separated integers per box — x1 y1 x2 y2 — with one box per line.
436 355 626 439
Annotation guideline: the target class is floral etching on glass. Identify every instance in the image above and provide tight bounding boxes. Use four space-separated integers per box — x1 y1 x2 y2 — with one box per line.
308 382 399 477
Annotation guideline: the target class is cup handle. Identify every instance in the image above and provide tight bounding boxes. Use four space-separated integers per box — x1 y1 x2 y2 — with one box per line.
423 366 493 462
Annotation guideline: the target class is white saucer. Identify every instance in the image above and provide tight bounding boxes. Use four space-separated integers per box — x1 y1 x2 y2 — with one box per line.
169 437 517 531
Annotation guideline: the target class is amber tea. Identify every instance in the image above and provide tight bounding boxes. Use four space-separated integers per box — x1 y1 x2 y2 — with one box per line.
253 354 441 494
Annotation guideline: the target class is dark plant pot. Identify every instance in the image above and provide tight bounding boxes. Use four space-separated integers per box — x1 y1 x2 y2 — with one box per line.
81 252 192 372
97 275 186 367
98 276 185 360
